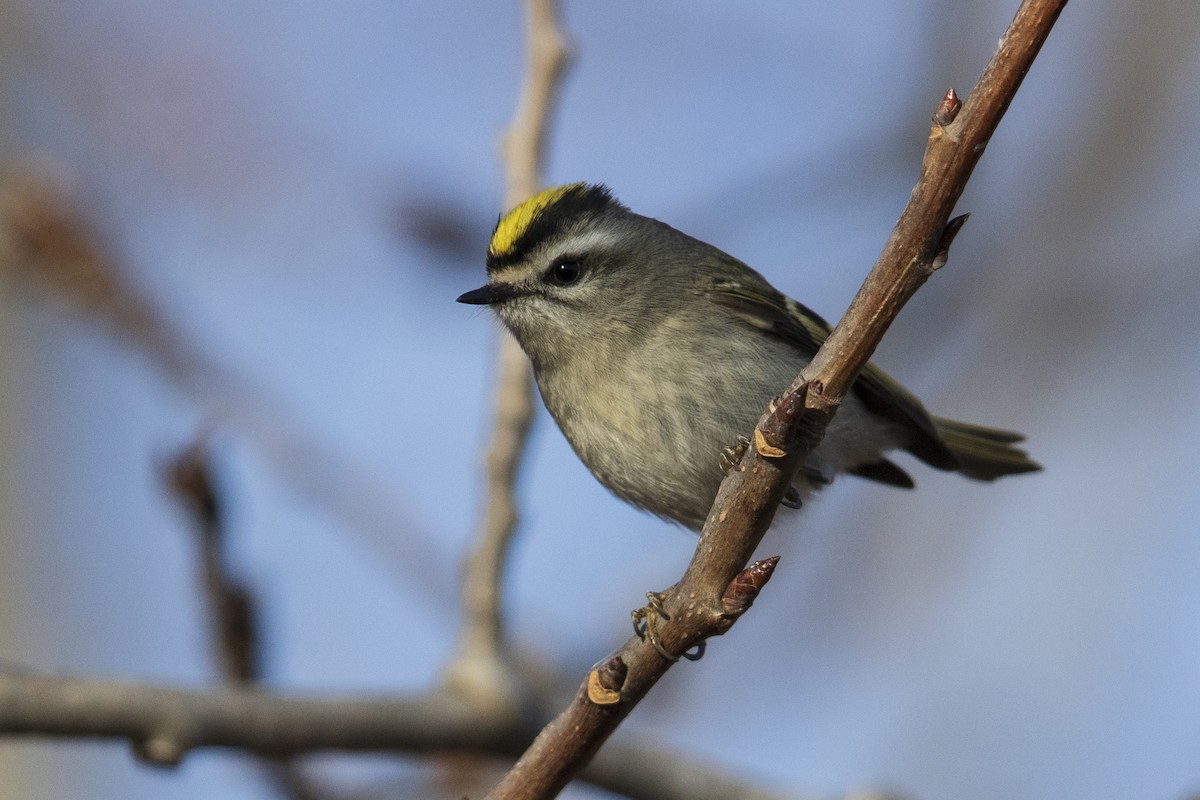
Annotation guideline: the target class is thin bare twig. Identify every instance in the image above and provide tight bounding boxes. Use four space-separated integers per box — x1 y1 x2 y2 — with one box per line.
167 440 331 800
444 0 571 706
484 1 1068 796
166 440 259 684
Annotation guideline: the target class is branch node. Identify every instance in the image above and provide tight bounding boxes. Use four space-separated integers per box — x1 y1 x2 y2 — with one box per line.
933 87 963 127
756 382 811 457
165 439 219 528
133 733 189 767
596 656 628 693
932 213 971 270
587 658 627 706
721 556 781 618
752 428 786 459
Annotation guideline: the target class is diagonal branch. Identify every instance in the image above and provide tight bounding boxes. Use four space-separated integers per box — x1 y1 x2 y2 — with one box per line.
483 0 1069 796
0 4 1066 799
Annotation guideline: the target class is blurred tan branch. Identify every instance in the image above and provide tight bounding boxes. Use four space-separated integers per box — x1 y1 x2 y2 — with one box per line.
0 175 193 378
443 0 571 708
483 0 1068 796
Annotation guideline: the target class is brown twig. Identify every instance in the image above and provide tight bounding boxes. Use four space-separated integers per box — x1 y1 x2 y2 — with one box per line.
444 0 571 705
166 439 260 684
483 0 1068 796
167 440 331 800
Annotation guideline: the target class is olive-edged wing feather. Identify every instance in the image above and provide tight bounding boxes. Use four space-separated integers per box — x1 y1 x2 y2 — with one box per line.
699 272 959 472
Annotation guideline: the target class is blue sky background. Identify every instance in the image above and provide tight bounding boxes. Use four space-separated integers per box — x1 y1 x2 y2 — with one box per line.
1 2 1199 798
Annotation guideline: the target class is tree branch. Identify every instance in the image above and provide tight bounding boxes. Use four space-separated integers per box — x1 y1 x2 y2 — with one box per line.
0 672 816 799
444 0 571 707
483 1 1069 796
0 674 512 765
167 440 333 800
166 439 260 685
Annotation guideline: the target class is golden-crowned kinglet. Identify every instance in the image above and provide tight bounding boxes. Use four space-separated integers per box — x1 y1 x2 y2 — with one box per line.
458 183 1039 530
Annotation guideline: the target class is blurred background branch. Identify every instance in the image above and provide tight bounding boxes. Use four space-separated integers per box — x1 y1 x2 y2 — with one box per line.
443 0 571 712
0 670 820 800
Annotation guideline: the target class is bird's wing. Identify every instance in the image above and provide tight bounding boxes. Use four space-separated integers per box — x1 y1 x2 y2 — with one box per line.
700 274 956 469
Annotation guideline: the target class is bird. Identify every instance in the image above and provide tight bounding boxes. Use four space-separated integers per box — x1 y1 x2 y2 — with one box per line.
458 183 1039 530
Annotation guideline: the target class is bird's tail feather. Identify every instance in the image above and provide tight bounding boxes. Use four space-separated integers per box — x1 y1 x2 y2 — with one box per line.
933 417 1041 481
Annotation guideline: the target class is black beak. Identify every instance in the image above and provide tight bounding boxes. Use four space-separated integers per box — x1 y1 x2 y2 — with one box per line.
456 283 521 305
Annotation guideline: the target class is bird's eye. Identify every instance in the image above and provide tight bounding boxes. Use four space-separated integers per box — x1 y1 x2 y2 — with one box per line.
548 260 583 286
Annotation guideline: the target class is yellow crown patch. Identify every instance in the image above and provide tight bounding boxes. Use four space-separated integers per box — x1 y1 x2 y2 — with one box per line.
489 183 587 258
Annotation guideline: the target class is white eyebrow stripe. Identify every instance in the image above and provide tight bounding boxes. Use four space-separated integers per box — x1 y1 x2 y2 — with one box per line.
489 226 625 283
549 226 623 257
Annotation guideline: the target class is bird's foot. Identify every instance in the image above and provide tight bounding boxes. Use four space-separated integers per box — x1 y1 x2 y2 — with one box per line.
631 591 705 662
781 486 803 509
719 436 752 476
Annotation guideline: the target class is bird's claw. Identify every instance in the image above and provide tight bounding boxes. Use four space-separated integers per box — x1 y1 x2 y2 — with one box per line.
781 486 803 509
631 591 705 662
780 465 833 508
719 436 752 476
